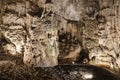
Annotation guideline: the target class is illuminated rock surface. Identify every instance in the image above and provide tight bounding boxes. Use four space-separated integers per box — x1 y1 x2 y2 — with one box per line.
0 0 120 76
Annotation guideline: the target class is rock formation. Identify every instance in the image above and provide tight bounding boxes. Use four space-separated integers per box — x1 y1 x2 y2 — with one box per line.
0 0 120 73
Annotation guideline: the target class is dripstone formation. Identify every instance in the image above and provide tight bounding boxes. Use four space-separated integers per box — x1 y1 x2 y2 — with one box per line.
0 0 120 72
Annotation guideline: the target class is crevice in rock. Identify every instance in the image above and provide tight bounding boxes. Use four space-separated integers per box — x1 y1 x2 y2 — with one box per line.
45 0 52 3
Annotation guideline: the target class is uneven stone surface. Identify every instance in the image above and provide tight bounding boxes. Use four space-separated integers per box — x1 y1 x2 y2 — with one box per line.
55 0 120 72
24 0 59 67
0 0 120 73
52 0 85 21
0 0 59 67
0 63 120 80
83 0 120 72
23 17 59 67
1 0 26 55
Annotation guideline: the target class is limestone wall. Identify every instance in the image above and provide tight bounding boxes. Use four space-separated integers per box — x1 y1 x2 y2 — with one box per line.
0 0 120 72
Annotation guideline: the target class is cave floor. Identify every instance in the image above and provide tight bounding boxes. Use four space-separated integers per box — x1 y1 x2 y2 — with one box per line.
0 59 120 80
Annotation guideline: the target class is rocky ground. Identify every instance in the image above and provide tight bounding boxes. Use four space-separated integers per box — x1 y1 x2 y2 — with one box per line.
0 0 120 80
0 62 120 80
0 54 120 80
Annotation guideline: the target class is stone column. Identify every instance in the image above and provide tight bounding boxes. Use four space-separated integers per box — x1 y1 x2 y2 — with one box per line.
23 1 59 67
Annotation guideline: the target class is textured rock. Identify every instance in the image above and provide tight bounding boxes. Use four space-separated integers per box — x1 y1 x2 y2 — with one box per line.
58 33 82 64
52 0 85 21
0 0 26 56
23 1 59 67
23 17 59 67
0 64 120 80
83 0 120 72
52 0 99 21
0 0 59 67
54 0 120 72
1 0 120 72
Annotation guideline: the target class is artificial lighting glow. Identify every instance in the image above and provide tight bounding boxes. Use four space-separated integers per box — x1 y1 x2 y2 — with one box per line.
82 73 93 79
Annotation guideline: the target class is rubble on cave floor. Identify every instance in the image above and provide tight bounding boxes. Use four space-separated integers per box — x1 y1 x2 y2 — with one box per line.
0 61 120 80
0 46 119 80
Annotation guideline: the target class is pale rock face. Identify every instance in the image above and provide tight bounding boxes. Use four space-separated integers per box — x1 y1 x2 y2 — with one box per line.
52 0 85 21
3 44 16 55
0 0 59 67
1 1 26 55
23 23 59 67
1 0 120 71
23 6 59 67
84 0 120 71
